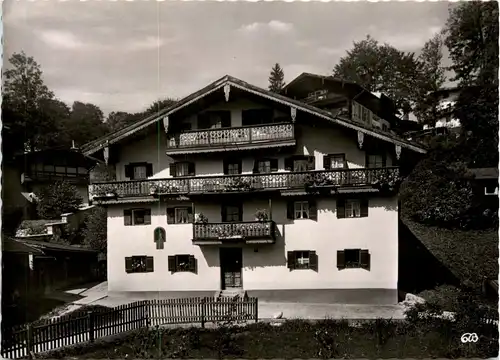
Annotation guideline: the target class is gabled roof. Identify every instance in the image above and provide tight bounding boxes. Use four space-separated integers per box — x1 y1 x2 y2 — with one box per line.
81 75 427 156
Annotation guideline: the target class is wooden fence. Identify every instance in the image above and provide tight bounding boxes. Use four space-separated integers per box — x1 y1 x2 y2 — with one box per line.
1 296 258 359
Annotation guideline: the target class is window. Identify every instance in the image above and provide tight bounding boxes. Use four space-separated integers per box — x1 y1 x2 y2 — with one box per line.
154 227 166 250
223 159 242 175
294 201 309 219
170 162 195 177
323 154 346 170
124 209 151 226
336 199 368 219
222 204 242 222
125 163 153 180
125 256 154 273
337 249 370 270
287 200 318 221
242 109 274 126
166 206 193 224
253 158 278 174
198 111 231 129
287 250 318 271
366 153 386 168
168 254 197 273
284 156 315 172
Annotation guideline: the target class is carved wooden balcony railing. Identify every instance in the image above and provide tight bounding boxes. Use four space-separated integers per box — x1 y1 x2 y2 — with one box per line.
89 167 400 200
166 123 295 152
193 221 276 244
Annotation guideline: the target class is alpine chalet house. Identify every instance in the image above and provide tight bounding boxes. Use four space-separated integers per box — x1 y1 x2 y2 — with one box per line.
82 74 426 304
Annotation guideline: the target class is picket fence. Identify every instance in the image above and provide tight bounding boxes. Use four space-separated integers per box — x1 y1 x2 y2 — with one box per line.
1 296 258 359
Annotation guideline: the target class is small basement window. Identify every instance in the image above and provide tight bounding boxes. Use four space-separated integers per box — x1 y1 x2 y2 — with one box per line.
125 256 154 273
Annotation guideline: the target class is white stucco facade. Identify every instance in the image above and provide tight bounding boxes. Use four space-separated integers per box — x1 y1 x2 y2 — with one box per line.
103 96 400 304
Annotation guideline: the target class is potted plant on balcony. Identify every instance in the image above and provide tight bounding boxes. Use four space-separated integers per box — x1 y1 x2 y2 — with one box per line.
195 213 208 224
254 209 269 222
94 184 118 198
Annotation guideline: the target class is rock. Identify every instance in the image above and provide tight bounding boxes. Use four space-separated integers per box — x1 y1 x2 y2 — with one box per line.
404 293 425 305
273 311 283 319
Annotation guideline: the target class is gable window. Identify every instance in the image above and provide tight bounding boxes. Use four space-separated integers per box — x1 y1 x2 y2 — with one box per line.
336 199 368 219
323 154 346 170
168 254 197 273
223 159 242 175
125 163 153 180
125 256 154 273
170 162 195 177
222 203 242 222
124 209 151 226
198 111 231 129
253 158 278 174
366 153 386 168
284 155 315 172
337 249 370 270
287 200 318 221
167 206 193 224
287 250 318 271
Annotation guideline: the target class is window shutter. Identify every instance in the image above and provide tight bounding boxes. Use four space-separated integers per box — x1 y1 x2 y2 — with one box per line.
286 201 294 220
146 256 154 272
307 156 315 171
144 210 151 225
252 160 259 174
125 257 133 273
336 199 346 219
188 162 195 176
220 111 231 128
125 165 132 179
166 208 175 224
223 160 229 175
309 200 318 221
287 251 296 270
124 210 132 226
323 155 331 170
169 163 177 177
146 163 153 177
309 251 318 271
284 157 293 171
360 250 370 270
187 207 194 223
360 199 369 218
270 159 278 172
188 255 197 273
337 250 346 270
168 256 176 272
221 205 227 222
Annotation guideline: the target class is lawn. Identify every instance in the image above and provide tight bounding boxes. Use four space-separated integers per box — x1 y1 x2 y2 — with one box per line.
36 318 498 359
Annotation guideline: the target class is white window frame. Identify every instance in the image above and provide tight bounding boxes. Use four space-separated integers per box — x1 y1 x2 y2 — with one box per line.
294 201 310 219
133 165 147 180
330 155 345 169
345 199 361 218
295 251 310 269
176 163 189 177
175 208 189 224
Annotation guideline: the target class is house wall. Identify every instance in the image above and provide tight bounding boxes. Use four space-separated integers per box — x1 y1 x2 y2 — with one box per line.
107 195 398 304
114 121 394 181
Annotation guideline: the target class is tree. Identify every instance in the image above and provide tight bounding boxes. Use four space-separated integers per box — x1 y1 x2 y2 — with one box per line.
82 207 107 253
144 98 177 116
268 63 286 93
105 111 134 133
3 51 56 152
62 101 109 148
412 34 447 126
444 1 499 87
36 181 83 219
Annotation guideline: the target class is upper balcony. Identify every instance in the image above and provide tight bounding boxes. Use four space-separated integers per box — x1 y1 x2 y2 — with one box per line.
165 123 296 155
89 167 400 202
192 221 276 245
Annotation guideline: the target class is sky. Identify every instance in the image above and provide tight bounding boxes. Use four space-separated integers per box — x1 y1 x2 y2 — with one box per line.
4 1 453 116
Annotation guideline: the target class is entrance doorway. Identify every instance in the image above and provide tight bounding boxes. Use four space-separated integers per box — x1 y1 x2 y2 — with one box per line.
219 248 242 289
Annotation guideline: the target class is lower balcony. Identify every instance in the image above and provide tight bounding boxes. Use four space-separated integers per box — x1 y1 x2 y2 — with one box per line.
89 167 400 201
192 221 276 245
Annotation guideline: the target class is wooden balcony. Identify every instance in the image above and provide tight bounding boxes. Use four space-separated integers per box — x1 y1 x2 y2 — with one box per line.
192 221 276 245
89 167 400 201
166 123 296 154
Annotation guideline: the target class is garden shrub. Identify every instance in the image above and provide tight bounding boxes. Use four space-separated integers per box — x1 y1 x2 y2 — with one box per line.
36 181 83 219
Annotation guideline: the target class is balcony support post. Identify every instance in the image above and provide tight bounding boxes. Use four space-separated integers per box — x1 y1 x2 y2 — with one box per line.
103 140 109 165
192 201 196 240
268 198 273 220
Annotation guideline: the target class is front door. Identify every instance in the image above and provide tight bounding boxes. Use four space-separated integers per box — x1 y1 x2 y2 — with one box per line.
220 248 242 289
